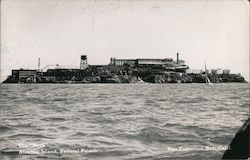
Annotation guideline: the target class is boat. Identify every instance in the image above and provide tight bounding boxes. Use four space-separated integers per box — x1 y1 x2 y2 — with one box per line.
137 77 145 83
205 63 213 85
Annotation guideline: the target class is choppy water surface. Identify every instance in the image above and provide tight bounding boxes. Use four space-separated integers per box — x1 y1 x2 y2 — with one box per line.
0 83 249 160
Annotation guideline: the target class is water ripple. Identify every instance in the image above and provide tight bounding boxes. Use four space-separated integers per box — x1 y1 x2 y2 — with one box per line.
0 83 249 160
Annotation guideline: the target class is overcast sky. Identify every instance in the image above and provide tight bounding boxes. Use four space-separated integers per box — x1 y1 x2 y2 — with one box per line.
1 0 249 82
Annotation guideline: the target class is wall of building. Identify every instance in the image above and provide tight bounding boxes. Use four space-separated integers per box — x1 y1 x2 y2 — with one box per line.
110 58 176 66
10 69 37 83
223 69 230 74
186 69 231 75
186 69 203 74
19 70 37 78
216 69 223 74
137 59 165 65
110 58 137 66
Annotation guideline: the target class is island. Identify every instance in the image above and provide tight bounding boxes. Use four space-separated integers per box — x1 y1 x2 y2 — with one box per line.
2 54 246 84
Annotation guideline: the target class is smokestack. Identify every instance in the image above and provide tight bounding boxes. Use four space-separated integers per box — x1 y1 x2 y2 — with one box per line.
177 53 179 64
38 58 40 71
80 55 88 70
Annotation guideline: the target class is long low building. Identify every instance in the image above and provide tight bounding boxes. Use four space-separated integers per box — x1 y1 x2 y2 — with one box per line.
109 53 188 68
109 53 189 73
110 58 137 66
110 58 174 66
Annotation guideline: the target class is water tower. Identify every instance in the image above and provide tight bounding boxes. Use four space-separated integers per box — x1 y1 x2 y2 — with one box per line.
80 55 88 70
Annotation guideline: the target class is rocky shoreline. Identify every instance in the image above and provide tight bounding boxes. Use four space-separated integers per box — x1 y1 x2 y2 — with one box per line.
3 72 246 84
78 73 246 83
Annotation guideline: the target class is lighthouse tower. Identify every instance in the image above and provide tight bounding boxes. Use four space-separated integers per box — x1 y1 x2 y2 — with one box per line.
80 55 88 70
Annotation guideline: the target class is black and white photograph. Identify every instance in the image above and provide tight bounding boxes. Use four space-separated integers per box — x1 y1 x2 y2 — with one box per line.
0 0 249 159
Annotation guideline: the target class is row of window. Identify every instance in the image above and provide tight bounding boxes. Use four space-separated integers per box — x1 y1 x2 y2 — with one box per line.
113 59 175 66
47 71 86 76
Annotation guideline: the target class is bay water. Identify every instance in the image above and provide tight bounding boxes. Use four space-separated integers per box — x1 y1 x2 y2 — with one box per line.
0 83 249 160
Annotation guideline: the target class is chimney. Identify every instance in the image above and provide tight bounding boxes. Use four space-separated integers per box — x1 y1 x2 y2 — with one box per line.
80 55 88 70
38 57 40 71
177 53 179 64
